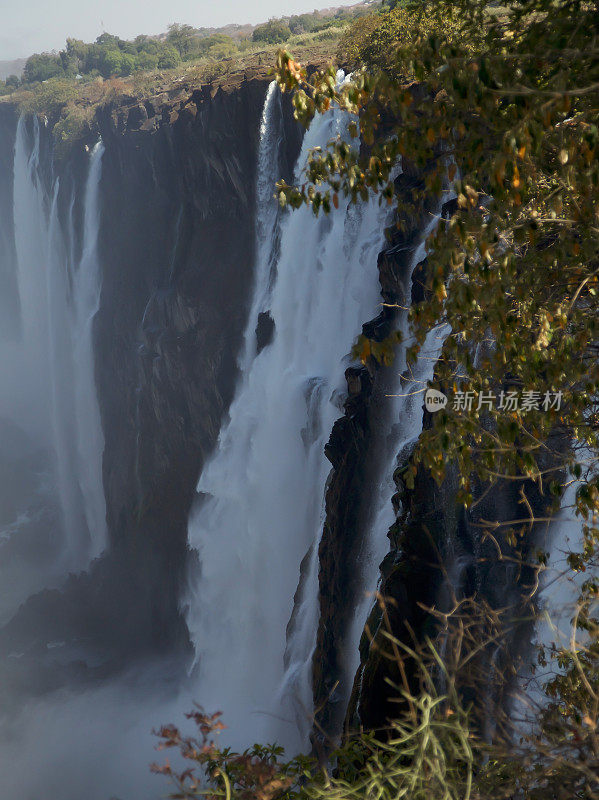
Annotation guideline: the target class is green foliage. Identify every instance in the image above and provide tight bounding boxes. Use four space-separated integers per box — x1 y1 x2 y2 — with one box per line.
336 15 382 69
24 52 65 83
52 104 92 160
252 20 293 45
133 51 159 71
19 78 79 115
97 49 134 77
165 25 240 62
195 34 238 61
271 1 599 796
167 23 201 58
20 30 188 84
338 5 466 73
275 0 599 521
157 46 182 70
288 13 320 34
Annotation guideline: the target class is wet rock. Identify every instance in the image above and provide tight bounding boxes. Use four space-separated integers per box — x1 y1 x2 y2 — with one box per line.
255 310 275 353
126 103 148 130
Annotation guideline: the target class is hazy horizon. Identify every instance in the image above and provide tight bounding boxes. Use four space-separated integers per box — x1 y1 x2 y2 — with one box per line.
0 0 361 61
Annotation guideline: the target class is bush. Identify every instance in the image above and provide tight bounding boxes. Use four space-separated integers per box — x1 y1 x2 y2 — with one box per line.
194 34 238 60
337 6 463 73
97 49 125 78
157 46 181 70
52 104 92 160
134 51 159 71
20 78 78 115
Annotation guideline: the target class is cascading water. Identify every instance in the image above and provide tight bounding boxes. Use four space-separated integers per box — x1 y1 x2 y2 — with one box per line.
70 141 107 562
341 204 454 716
185 80 390 749
0 116 107 610
518 476 587 717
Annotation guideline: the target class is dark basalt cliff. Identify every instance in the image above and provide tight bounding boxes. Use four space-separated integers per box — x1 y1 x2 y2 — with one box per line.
310 156 447 744
341 347 566 739
314 161 561 742
93 71 302 658
346 444 557 734
0 72 303 696
0 104 19 338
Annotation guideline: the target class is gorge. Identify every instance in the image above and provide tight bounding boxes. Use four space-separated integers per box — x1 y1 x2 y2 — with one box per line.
0 56 582 800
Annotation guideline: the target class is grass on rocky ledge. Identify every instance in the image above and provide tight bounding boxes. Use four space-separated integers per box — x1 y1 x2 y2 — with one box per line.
0 34 342 161
0 33 343 116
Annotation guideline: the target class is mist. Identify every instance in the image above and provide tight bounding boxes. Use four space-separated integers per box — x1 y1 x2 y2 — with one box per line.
0 664 194 800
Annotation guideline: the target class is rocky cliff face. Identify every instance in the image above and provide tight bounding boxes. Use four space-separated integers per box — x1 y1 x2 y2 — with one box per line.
310 155 444 744
0 104 19 338
93 72 302 660
0 72 303 697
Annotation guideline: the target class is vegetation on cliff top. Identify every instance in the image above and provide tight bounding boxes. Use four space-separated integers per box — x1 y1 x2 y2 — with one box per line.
0 4 377 159
0 4 374 95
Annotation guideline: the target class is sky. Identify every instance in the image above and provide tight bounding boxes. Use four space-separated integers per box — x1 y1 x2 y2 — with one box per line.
0 0 360 61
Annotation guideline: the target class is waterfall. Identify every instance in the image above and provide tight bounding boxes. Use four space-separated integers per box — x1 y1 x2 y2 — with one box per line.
339 204 453 717
519 476 587 717
1 117 107 580
71 142 107 561
185 80 389 749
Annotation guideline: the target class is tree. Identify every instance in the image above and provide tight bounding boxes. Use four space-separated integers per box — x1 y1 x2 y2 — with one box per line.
195 34 237 60
134 35 161 55
95 32 121 48
118 53 136 76
274 0 599 792
252 19 292 45
289 13 318 34
166 23 199 58
157 46 181 70
134 51 159 71
275 0 598 528
97 49 127 77
23 53 64 83
60 38 89 75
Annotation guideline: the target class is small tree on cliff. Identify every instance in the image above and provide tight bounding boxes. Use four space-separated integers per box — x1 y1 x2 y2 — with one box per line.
272 0 599 792
275 0 599 595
